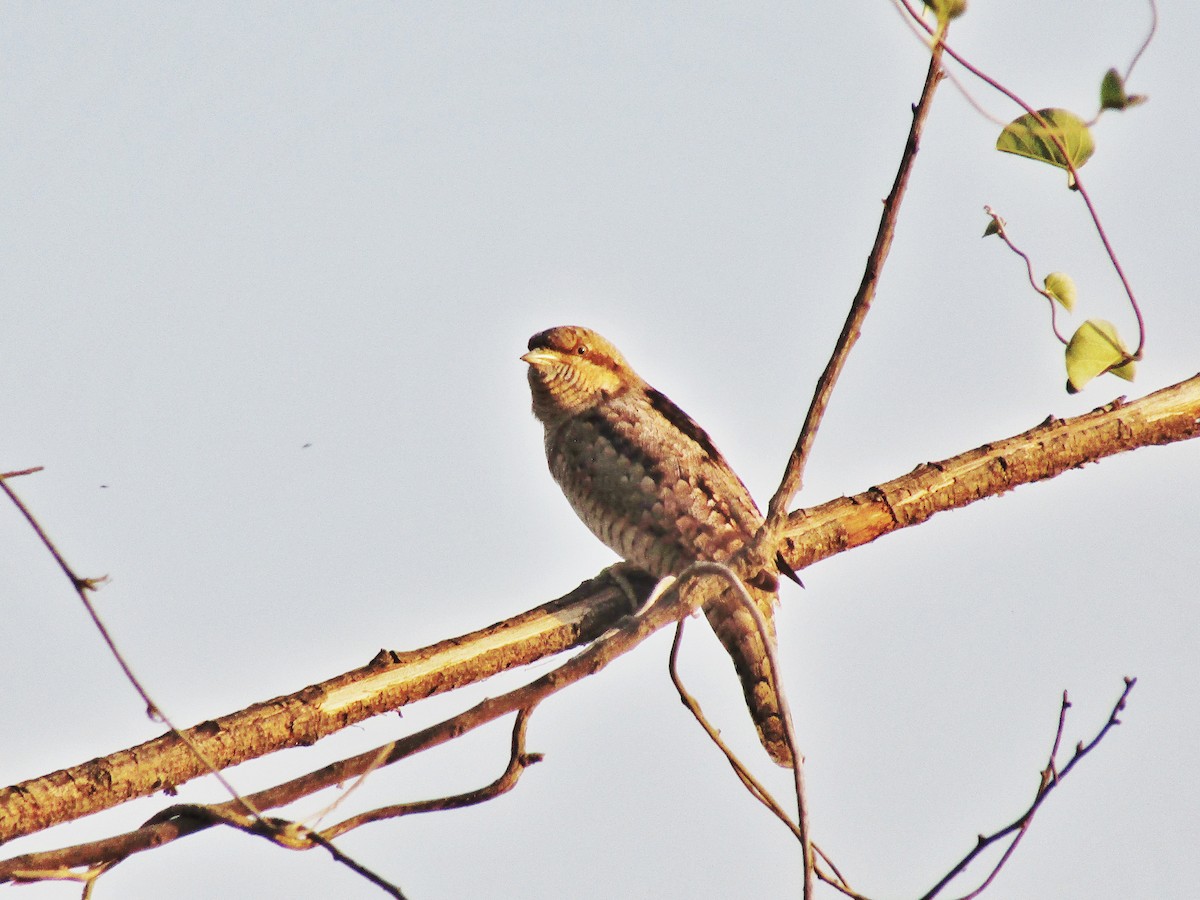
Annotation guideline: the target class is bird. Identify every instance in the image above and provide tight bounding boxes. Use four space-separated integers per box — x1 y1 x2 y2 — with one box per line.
522 325 799 766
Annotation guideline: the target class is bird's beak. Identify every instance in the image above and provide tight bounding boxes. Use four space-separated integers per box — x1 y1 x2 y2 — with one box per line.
521 349 556 367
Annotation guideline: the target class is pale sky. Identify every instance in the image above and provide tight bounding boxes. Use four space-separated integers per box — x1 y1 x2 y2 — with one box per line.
3 3 1197 898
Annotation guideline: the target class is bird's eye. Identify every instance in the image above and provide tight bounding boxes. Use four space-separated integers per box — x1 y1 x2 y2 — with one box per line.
576 345 588 356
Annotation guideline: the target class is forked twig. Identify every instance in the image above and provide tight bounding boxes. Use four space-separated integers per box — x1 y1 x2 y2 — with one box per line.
665 562 812 899
920 678 1137 900
137 805 408 899
318 707 542 839
0 566 715 884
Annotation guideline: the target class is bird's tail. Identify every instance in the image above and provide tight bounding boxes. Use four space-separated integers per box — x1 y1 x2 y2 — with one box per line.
701 576 793 767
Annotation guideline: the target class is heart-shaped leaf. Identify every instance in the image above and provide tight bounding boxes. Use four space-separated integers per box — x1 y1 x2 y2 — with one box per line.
1065 319 1135 393
1043 272 1077 312
997 108 1095 181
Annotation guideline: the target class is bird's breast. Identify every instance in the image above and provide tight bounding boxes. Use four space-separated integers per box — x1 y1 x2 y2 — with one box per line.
543 401 759 578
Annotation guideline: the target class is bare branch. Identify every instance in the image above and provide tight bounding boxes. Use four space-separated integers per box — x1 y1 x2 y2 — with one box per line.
0 472 261 823
2 375 1196 849
919 678 1137 900
777 375 1200 571
0 572 714 882
318 708 541 839
763 27 947 533
669 619 799 837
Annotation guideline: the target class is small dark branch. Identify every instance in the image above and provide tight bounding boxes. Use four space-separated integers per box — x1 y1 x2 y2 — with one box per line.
666 562 813 900
319 707 541 839
668 619 800 838
305 833 408 900
763 27 947 534
0 465 43 480
919 678 1136 900
0 476 261 823
145 806 410 899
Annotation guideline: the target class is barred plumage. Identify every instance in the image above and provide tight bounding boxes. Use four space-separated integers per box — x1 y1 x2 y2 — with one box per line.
522 325 796 766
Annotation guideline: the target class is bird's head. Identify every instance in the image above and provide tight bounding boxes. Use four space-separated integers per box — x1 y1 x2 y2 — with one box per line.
522 326 638 426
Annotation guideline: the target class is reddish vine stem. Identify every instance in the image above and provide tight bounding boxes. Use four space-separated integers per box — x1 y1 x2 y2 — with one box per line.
1124 0 1158 81
896 0 1148 358
983 207 1070 345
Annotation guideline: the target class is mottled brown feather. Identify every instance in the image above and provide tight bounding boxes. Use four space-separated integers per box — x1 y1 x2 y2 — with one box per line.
523 325 795 766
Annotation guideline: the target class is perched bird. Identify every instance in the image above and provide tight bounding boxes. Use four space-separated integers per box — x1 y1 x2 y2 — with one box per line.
522 325 798 766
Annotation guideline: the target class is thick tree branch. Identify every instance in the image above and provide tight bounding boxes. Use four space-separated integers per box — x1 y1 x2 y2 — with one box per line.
0 569 650 845
777 374 1200 569
0 567 725 881
2 374 1197 848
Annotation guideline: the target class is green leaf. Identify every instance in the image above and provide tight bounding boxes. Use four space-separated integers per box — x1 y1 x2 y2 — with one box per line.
926 0 967 25
1065 319 1135 393
1100 69 1127 110
982 218 1001 238
1099 68 1148 111
1110 359 1137 382
1043 272 1077 312
996 109 1095 180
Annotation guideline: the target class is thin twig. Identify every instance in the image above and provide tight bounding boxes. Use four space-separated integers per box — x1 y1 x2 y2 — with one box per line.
814 860 874 900
135 805 410 899
1125 0 1158 82
668 619 799 837
305 833 408 899
666 562 812 899
304 743 394 833
319 708 542 839
763 27 947 534
670 628 855 896
889 3 1007 125
0 474 262 823
0 465 44 479
919 677 1136 900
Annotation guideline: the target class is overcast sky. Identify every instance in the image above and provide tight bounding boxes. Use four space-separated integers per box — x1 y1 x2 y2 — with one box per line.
3 2 1197 898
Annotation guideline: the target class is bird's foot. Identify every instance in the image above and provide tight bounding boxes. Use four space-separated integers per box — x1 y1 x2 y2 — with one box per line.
595 562 656 615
